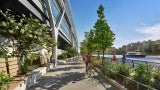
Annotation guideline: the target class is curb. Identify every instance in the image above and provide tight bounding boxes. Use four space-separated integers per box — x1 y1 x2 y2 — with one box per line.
93 67 128 90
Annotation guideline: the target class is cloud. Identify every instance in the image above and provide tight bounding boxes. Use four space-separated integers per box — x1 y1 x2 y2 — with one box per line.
113 36 139 48
138 23 160 41
114 23 160 48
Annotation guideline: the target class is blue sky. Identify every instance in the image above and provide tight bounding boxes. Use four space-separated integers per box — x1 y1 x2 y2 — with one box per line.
70 0 160 48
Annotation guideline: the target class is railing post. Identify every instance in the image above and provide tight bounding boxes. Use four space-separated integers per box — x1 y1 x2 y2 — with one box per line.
137 83 139 90
145 61 147 64
132 60 134 68
124 77 126 87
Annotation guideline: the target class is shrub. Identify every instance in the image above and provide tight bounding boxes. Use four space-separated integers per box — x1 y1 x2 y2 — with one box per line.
26 53 40 65
92 57 102 67
133 64 153 85
152 67 160 89
117 63 130 77
0 71 11 90
57 53 67 60
21 63 29 74
103 61 117 79
21 53 40 74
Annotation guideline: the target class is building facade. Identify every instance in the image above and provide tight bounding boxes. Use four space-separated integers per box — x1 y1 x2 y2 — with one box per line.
0 0 78 60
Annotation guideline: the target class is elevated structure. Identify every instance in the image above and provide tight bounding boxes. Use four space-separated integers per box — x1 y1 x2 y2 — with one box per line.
0 0 78 60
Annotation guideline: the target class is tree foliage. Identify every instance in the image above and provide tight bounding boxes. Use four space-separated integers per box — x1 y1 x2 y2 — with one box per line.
94 4 115 61
80 30 97 54
80 5 115 62
66 45 78 58
0 10 54 62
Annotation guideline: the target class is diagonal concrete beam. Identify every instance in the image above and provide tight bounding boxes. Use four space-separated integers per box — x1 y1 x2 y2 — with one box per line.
55 7 66 29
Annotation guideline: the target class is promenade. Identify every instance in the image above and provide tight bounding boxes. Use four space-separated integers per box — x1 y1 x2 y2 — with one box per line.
27 58 117 90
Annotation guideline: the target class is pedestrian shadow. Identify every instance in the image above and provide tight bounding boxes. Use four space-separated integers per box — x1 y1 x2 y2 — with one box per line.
49 66 84 72
27 72 85 90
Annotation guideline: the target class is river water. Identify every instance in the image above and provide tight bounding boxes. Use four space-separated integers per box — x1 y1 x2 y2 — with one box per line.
93 54 160 63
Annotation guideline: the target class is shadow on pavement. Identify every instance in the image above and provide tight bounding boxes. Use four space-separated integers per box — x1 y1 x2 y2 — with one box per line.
49 66 84 72
57 62 82 65
27 72 85 90
89 73 117 90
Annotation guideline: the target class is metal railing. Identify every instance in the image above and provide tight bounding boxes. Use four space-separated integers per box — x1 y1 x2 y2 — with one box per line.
97 64 157 90
105 57 160 70
92 56 159 90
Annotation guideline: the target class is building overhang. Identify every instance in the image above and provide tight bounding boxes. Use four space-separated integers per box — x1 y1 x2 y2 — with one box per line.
0 0 49 24
58 31 72 50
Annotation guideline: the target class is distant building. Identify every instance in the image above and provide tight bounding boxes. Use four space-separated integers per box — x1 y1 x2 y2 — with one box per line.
84 32 89 38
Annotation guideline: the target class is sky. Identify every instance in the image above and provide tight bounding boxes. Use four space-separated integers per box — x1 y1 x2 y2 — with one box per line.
70 0 160 49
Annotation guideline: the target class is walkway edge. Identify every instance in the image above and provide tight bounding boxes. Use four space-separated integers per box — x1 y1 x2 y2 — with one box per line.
93 67 128 90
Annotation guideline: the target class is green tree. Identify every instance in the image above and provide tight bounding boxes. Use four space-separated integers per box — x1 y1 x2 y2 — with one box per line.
80 30 96 55
0 10 54 70
86 30 97 53
144 45 152 54
94 5 115 63
66 45 78 58
80 40 88 55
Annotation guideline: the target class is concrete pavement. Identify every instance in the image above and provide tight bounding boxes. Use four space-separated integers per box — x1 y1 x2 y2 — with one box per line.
27 59 117 90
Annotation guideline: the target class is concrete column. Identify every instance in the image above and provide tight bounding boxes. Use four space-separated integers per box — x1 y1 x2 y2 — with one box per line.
46 0 65 65
53 28 58 62
46 0 58 62
54 9 65 63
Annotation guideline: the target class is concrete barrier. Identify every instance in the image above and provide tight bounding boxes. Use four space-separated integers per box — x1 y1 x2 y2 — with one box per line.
7 64 52 90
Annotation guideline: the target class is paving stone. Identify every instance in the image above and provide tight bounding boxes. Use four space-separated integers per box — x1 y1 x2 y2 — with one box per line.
27 58 117 90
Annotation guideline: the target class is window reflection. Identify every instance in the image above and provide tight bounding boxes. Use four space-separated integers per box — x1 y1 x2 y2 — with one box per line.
49 0 61 20
60 18 70 38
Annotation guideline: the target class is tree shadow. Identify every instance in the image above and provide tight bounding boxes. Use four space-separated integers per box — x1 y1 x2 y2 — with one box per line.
27 72 85 90
57 61 82 65
48 66 84 72
89 72 117 90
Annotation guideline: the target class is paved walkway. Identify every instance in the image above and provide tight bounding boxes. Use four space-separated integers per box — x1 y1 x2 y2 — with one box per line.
27 58 117 90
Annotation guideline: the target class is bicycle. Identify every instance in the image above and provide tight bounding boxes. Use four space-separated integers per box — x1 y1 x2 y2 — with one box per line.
86 62 94 77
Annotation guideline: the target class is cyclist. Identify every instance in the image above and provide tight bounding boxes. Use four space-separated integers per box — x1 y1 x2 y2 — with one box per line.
85 53 92 73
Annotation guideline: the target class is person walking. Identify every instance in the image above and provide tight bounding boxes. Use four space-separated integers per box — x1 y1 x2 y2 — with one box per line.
50 55 56 68
112 54 117 61
122 54 126 64
112 54 117 63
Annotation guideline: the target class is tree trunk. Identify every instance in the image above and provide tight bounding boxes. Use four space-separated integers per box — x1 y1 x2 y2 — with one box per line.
102 50 105 65
97 50 100 60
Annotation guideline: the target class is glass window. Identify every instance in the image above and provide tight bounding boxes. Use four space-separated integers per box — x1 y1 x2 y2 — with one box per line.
49 0 61 19
60 18 71 38
40 0 47 8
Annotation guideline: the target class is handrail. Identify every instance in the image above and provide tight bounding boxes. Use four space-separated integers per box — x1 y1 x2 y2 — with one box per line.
103 57 160 69
97 65 156 90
